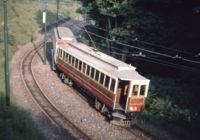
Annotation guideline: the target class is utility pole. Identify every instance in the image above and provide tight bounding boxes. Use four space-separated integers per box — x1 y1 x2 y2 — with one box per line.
43 1 47 64
3 0 10 106
57 0 59 22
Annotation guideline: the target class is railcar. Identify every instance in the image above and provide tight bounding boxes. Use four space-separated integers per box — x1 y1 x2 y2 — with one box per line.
52 27 150 126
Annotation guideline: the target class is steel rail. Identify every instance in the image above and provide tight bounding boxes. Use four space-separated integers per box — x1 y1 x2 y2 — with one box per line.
20 43 90 140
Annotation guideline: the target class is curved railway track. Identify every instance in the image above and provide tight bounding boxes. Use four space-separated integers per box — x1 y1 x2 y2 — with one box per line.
20 43 90 140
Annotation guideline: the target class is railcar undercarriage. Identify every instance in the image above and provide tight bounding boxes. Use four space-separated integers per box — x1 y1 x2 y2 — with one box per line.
94 97 138 126
110 111 138 126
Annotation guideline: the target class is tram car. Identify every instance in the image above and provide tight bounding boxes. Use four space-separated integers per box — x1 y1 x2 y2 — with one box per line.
52 27 150 126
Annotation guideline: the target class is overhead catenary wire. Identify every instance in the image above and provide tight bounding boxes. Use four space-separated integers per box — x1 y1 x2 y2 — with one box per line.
99 46 199 72
133 57 198 72
89 25 196 56
76 26 200 65
133 39 195 56
76 29 200 72
82 36 199 71
82 26 97 49
98 45 199 72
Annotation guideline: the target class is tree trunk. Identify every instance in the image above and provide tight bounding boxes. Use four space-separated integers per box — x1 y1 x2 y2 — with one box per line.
106 16 112 55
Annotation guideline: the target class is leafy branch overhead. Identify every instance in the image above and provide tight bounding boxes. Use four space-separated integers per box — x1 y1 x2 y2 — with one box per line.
80 0 200 47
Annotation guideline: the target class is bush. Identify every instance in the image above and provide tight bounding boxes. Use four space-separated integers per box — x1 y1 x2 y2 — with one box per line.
142 75 200 139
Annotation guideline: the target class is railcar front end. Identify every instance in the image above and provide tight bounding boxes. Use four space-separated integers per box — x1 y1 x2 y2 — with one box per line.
111 77 150 126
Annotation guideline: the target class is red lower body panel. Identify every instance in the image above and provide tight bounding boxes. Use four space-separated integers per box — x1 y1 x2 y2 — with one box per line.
57 63 114 109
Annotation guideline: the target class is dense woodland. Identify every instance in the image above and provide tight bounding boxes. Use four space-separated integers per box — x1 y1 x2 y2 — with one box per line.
78 0 200 139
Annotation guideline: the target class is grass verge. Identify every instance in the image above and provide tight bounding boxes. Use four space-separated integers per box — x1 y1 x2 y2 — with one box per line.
0 0 81 139
0 95 46 140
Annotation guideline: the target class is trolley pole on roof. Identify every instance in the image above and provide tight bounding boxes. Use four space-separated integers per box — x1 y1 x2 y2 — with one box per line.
3 0 10 106
43 1 47 64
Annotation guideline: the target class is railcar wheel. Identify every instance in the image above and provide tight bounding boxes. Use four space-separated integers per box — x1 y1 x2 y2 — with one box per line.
128 113 139 124
65 77 73 87
100 104 106 113
59 73 65 80
63 77 68 84
68 79 73 87
94 98 101 110
106 111 112 120
59 73 62 78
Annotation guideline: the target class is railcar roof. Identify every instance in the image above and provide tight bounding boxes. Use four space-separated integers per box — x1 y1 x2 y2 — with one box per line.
54 27 77 41
58 41 148 81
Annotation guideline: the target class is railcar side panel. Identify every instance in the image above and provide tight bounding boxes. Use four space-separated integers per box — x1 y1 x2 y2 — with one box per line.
127 97 145 112
57 59 115 109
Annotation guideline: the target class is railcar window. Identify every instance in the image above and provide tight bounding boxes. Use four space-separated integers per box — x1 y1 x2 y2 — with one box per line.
60 50 63 59
58 49 60 56
58 49 60 55
58 49 61 58
65 53 68 62
100 73 105 85
59 50 61 58
95 70 99 81
91 67 95 79
86 65 90 76
57 49 59 56
67 53 69 62
105 75 110 88
56 49 59 57
82 63 86 73
62 51 64 59
140 85 146 96
69 55 71 64
132 85 139 96
79 61 82 71
75 59 79 68
63 52 66 61
72 57 75 66
110 79 116 92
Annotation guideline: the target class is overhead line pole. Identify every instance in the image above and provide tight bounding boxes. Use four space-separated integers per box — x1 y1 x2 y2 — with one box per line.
3 0 10 106
43 1 47 64
57 0 59 22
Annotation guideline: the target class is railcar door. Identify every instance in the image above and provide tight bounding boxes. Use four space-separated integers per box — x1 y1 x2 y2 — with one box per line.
116 81 129 110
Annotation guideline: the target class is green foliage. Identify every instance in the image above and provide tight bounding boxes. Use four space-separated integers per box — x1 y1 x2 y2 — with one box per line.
0 1 81 139
141 74 200 139
78 36 91 46
80 0 200 49
76 0 200 138
8 34 16 46
147 97 173 120
95 0 129 17
143 96 192 124
109 27 136 42
0 0 81 91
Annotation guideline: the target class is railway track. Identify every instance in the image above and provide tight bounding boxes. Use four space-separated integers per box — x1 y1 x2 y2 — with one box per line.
20 43 90 140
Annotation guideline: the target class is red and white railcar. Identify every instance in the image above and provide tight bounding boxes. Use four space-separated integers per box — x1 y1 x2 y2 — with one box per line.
52 27 150 126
